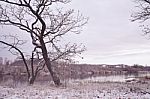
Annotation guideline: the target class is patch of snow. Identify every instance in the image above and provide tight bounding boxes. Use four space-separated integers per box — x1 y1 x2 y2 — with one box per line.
0 80 150 99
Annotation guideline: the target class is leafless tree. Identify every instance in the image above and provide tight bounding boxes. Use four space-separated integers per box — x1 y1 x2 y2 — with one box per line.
132 0 150 36
0 0 87 86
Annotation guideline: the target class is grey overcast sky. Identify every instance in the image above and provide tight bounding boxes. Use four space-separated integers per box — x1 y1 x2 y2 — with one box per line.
1 0 150 65
68 0 150 65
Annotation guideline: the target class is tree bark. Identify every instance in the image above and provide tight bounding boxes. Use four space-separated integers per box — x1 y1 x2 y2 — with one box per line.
46 62 61 86
29 76 36 85
40 38 61 86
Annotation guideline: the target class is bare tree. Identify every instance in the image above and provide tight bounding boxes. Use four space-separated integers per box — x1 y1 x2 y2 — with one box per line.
0 0 87 86
131 0 150 36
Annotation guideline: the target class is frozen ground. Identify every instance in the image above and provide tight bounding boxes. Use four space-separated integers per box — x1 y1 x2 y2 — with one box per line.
0 79 150 99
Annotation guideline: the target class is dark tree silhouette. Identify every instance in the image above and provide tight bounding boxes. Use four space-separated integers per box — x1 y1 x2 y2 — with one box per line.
0 0 87 85
132 0 150 36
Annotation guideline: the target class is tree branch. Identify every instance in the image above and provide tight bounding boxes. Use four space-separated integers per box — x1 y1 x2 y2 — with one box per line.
0 0 27 7
0 40 30 78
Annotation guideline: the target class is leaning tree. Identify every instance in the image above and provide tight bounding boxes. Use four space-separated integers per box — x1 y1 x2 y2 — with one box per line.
131 0 150 35
0 0 87 85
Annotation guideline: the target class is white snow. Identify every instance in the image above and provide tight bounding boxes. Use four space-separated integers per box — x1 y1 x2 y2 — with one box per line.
0 79 150 99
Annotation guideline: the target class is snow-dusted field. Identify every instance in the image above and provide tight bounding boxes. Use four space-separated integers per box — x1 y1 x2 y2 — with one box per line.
0 79 150 99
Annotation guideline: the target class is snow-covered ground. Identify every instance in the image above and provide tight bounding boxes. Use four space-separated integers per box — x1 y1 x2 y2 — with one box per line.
0 78 150 99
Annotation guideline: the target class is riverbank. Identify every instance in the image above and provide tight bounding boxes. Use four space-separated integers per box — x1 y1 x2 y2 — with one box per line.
0 78 150 99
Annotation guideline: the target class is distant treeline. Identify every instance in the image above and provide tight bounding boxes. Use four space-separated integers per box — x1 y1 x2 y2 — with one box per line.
0 60 150 83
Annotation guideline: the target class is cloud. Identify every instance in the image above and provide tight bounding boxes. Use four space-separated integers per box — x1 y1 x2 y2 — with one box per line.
97 48 150 59
1 0 150 65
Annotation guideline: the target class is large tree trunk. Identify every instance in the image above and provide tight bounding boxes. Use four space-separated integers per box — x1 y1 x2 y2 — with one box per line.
46 62 61 86
40 39 61 86
29 76 36 85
